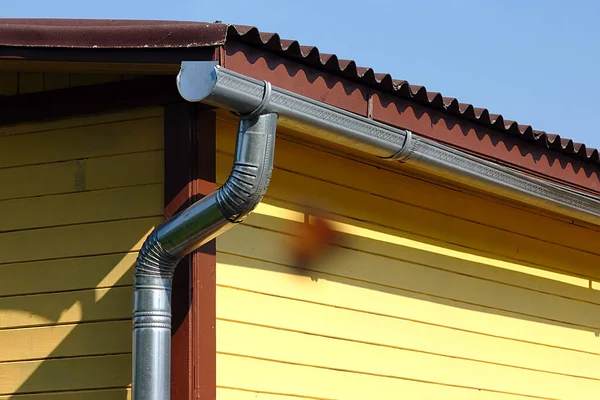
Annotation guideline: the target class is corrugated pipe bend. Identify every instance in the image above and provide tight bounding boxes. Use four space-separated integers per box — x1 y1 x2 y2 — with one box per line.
132 110 277 400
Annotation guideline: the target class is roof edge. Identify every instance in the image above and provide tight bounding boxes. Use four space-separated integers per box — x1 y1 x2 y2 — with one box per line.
0 19 229 49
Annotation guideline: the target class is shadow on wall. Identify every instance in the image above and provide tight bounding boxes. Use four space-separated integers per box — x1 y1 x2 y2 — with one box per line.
3 198 600 398
220 199 600 338
0 223 155 398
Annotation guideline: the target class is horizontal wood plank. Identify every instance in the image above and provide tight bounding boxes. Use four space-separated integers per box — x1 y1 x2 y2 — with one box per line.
0 320 131 362
217 353 530 400
42 72 71 91
0 184 163 232
0 388 131 400
0 107 163 398
216 253 600 356
0 286 131 330
0 216 161 264
217 119 600 256
216 387 316 400
217 286 600 380
0 354 130 395
18 72 44 95
69 74 122 88
0 253 136 297
0 107 161 137
218 319 600 399
237 201 600 306
0 116 163 168
0 150 163 201
217 225 600 330
216 152 600 280
0 72 18 96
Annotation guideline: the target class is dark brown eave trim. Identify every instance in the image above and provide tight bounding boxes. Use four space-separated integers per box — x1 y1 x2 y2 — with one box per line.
0 19 228 48
223 40 600 194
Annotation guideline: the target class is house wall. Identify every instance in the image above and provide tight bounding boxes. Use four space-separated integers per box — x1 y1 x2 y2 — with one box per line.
0 71 132 96
215 118 600 399
0 106 164 399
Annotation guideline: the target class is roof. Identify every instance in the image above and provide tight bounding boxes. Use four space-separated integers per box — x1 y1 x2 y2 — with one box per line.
0 18 598 166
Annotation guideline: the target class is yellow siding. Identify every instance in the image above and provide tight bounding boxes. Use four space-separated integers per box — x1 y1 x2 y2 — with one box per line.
215 118 600 399
0 71 128 96
0 108 164 397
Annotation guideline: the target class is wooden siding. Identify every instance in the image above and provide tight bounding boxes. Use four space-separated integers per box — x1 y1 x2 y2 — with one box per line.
0 108 164 398
0 71 129 96
215 118 600 399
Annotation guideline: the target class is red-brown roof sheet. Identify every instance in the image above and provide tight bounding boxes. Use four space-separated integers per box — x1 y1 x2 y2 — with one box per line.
1 19 597 165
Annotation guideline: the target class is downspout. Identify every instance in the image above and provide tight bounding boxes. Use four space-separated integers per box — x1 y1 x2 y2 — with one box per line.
133 80 277 399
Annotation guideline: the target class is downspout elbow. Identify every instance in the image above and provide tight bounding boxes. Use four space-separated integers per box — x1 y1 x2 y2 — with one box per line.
132 111 277 400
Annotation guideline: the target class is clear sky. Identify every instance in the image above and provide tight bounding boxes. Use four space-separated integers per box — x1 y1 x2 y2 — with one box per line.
3 0 599 147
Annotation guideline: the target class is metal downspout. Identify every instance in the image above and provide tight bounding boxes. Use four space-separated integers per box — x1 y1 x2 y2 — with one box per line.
132 81 277 399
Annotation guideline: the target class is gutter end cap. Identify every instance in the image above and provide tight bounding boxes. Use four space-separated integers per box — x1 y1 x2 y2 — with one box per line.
177 61 219 102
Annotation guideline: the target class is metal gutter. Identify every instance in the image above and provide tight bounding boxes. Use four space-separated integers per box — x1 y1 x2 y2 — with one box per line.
178 61 600 227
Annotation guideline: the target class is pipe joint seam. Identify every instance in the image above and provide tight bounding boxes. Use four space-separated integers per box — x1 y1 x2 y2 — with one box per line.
383 130 416 162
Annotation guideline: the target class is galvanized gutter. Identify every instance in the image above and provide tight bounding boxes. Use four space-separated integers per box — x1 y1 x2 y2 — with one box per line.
178 61 600 227
133 60 600 400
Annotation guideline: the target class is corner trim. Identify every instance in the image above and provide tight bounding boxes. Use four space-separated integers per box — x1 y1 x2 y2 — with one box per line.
164 103 217 400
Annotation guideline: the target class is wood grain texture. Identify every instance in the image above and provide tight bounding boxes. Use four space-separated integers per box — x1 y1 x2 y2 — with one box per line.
17 72 44 94
42 72 71 91
217 354 530 400
217 118 600 255
0 253 136 296
218 225 600 330
218 320 600 399
0 151 163 202
0 217 161 264
0 388 131 400
217 286 600 381
216 387 317 399
0 320 131 362
231 203 600 306
0 72 18 96
217 252 600 356
215 151 600 281
0 107 161 137
0 184 163 232
68 74 122 87
0 116 163 169
0 354 131 395
215 121 600 399
0 108 164 397
0 286 132 330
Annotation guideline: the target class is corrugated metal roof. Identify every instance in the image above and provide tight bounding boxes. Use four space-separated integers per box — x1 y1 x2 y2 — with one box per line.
0 19 597 165
226 24 600 165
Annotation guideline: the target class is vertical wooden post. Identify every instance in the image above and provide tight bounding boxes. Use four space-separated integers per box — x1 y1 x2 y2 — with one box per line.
164 103 216 400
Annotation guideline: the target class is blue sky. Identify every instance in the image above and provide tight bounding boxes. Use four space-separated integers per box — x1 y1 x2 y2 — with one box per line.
3 0 599 147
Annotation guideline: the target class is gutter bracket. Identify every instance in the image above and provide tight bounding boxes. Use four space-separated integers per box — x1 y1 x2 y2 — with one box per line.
381 130 415 162
231 80 273 119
